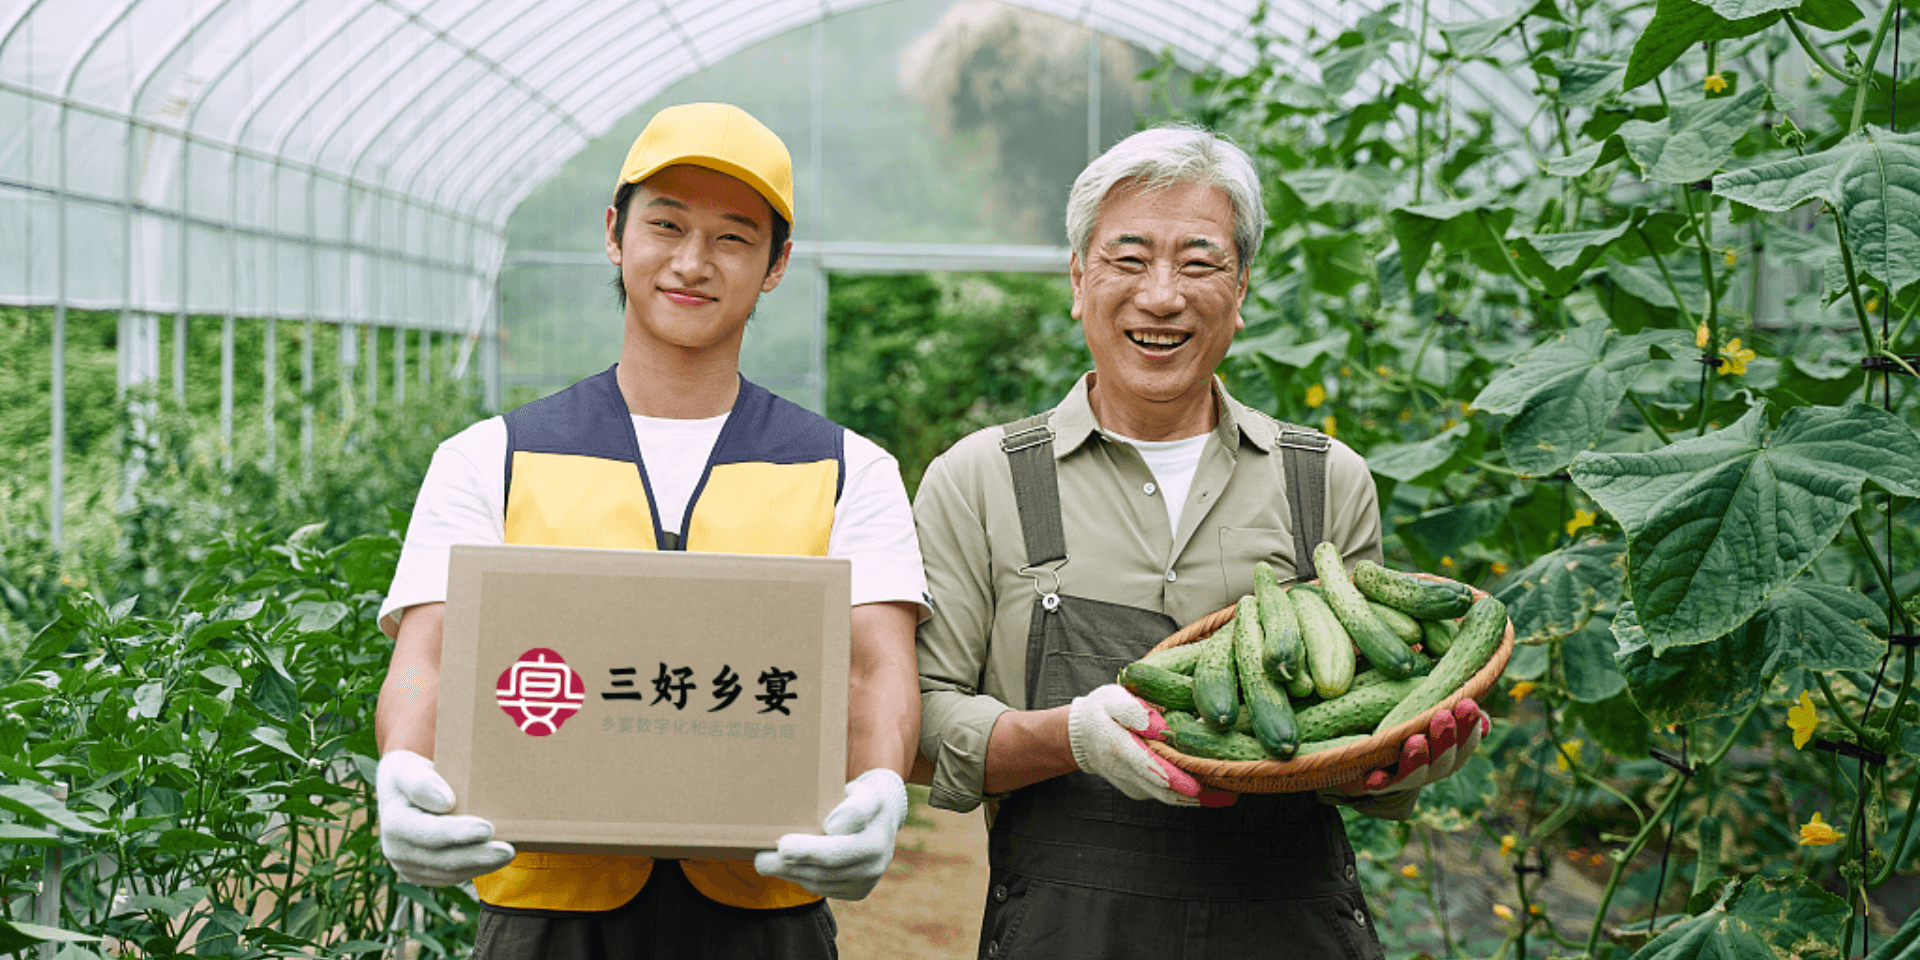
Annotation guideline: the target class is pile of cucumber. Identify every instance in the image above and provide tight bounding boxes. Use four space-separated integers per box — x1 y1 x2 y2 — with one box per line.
1118 541 1508 763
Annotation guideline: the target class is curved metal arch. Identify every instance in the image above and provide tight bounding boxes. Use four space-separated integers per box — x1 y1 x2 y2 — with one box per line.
180 0 308 129
225 0 383 149
398 7 671 208
306 0 519 176
126 0 246 116
56 0 142 98
346 0 617 195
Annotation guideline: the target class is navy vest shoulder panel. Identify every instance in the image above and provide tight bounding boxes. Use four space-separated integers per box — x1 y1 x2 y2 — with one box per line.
502 365 637 504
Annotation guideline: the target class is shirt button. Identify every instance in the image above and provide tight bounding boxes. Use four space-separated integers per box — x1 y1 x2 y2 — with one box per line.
1143 482 1157 495
1165 570 1177 583
1352 907 1367 925
988 941 1000 958
1345 864 1355 881
993 884 1008 902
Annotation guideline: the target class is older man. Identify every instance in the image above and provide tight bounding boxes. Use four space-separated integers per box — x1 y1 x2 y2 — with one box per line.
913 124 1486 957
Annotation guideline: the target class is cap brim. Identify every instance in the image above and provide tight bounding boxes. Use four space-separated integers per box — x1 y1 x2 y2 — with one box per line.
619 154 794 225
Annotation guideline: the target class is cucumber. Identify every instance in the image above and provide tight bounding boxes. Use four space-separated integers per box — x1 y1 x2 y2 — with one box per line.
1232 594 1299 759
1367 600 1423 645
1421 617 1459 656
1254 562 1305 684
1294 676 1421 741
1352 560 1475 619
1118 661 1197 713
1290 586 1355 698
1164 711 1268 761
1193 606 1242 731
1297 734 1370 757
1284 663 1316 698
1314 542 1417 680
1376 594 1508 734
1139 635 1219 676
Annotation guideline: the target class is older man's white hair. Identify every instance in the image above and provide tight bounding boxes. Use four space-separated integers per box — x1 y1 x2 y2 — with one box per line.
1065 124 1265 271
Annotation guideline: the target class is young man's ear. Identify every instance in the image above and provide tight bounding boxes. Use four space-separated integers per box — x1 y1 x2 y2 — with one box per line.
604 205 623 265
760 239 794 294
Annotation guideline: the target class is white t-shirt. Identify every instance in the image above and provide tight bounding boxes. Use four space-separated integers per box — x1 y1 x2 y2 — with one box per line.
379 413 929 634
1108 430 1210 532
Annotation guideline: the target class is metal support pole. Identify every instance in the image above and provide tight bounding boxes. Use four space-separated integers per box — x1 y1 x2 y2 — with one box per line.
365 324 378 411
393 324 405 406
50 304 64 548
264 317 277 468
173 312 187 403
421 329 431 390
810 17 826 413
220 316 234 471
301 318 314 475
35 782 67 960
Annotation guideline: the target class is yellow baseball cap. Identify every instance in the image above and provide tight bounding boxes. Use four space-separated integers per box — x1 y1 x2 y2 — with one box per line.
615 102 795 225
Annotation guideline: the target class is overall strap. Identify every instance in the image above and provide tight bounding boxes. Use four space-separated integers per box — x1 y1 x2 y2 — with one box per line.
1278 425 1331 579
1000 413 1066 570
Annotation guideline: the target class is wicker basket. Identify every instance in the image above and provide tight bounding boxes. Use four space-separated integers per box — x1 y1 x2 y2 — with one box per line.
1141 578 1514 793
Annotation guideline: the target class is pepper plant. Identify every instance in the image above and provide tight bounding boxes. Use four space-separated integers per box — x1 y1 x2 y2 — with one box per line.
1162 0 1920 953
0 521 476 959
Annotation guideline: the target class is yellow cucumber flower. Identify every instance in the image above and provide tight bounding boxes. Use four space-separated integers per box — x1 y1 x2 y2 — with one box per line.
1799 812 1843 846
1500 834 1518 857
1322 415 1338 437
1509 681 1535 701
1566 509 1595 536
1400 864 1420 879
1696 324 1710 349
1787 689 1818 749
1704 73 1729 93
1493 904 1515 920
1305 384 1327 409
1720 338 1756 376
1555 739 1583 772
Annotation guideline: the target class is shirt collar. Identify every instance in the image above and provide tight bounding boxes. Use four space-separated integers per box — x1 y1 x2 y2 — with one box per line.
1050 373 1280 457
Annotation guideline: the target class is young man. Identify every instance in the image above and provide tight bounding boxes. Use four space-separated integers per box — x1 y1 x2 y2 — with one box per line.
372 102 925 959
913 125 1488 957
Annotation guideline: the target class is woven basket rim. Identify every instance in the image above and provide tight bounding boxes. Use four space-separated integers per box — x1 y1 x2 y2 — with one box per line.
1141 574 1512 793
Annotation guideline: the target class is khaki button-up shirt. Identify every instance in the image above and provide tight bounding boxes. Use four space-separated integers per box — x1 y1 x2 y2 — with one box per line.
914 374 1391 814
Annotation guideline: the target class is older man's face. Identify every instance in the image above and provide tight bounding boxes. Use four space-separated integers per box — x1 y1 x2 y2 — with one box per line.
1071 179 1247 436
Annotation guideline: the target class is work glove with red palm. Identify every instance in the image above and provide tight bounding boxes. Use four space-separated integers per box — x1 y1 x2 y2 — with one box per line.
1069 684 1236 808
1340 698 1489 797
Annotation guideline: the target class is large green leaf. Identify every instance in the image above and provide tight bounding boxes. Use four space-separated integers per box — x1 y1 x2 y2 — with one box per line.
1511 213 1643 296
1712 128 1920 294
0 783 105 834
1550 58 1629 106
1366 423 1474 485
1564 615 1629 702
1281 166 1395 208
1571 402 1920 652
1568 689 1652 757
1626 0 1783 91
1389 195 1515 282
1763 578 1885 671
1627 875 1847 960
1497 540 1626 645
1471 322 1679 477
1615 603 1771 725
1232 327 1350 367
1395 497 1514 571
0 920 103 955
1548 86 1767 184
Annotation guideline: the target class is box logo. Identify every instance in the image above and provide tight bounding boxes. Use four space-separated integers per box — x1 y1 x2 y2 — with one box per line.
496 648 585 736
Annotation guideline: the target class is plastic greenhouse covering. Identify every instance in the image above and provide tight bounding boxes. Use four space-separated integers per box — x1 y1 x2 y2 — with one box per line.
2 0 1536 542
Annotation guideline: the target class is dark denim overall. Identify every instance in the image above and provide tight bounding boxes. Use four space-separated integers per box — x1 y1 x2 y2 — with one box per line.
975 415 1387 960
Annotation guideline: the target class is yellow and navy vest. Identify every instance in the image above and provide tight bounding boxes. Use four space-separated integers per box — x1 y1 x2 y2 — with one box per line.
476 364 844 912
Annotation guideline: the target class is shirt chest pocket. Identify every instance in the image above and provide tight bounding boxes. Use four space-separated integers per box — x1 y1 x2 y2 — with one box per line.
1217 527 1301 605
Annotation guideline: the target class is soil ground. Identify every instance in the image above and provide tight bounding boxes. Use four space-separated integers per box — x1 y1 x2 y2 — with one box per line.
833 791 991 960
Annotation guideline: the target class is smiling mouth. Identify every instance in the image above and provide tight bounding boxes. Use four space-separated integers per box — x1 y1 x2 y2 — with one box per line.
1128 331 1190 350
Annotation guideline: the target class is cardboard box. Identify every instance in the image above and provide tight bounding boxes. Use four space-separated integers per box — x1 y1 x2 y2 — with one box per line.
435 544 851 860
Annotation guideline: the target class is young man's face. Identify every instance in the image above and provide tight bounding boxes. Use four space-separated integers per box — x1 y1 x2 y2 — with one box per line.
1070 178 1247 435
604 164 790 357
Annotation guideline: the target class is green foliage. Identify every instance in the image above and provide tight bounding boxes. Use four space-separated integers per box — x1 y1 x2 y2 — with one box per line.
1147 0 1920 949
0 524 477 958
825 272 1088 492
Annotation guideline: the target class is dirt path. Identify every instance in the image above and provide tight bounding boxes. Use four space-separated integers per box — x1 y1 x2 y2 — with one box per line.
833 790 989 960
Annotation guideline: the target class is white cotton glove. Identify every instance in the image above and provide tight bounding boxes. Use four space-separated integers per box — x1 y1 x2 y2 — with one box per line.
1068 684 1235 808
376 749 517 886
753 768 909 901
1340 699 1490 797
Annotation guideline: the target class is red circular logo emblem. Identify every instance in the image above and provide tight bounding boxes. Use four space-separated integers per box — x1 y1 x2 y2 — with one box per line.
495 648 585 736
